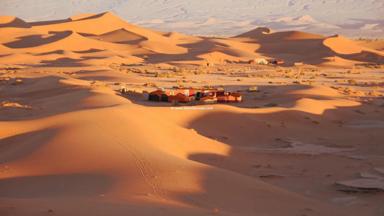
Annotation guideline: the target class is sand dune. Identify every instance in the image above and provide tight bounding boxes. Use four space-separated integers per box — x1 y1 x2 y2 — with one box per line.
69 13 99 21
357 40 384 51
1 11 384 216
235 27 272 38
237 28 324 41
234 29 384 66
95 28 148 44
0 16 30 28
5 31 127 52
324 35 366 55
1 75 369 215
1 12 383 66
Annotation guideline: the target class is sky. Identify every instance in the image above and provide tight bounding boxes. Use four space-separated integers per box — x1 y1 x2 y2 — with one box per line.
1 0 383 37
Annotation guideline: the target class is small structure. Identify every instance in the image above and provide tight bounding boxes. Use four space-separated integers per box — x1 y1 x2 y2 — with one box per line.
147 87 242 104
148 90 163 102
168 88 196 97
247 86 258 92
268 59 285 65
217 92 242 103
200 95 218 104
249 58 269 65
168 93 194 103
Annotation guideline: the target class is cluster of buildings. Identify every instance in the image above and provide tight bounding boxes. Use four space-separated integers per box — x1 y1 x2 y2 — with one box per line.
148 87 242 104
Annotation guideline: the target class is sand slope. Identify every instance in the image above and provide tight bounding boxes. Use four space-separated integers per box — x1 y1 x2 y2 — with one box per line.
1 75 370 215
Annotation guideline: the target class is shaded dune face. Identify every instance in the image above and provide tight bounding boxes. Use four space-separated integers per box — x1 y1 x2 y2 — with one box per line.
4 31 72 48
0 128 57 164
0 174 113 198
0 76 96 121
93 28 148 44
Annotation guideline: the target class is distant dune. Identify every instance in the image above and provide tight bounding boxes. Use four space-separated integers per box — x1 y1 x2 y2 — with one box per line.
0 12 383 67
1 0 383 37
0 16 30 28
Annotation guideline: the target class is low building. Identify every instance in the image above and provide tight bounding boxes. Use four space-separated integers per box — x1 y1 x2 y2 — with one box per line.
148 90 163 102
268 59 285 65
200 95 218 103
217 92 242 103
148 87 242 104
168 93 194 103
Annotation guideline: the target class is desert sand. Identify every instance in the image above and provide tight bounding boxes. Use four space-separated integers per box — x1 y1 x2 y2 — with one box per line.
0 12 384 216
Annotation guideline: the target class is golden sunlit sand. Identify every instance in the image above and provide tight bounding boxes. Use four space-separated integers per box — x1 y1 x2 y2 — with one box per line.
0 11 384 216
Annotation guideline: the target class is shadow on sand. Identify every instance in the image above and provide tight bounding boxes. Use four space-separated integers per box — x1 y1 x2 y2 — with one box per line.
0 76 119 121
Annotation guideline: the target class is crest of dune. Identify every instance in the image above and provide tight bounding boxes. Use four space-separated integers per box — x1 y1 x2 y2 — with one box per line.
197 51 241 63
237 28 324 41
96 28 148 44
0 16 30 28
321 35 384 65
69 13 98 21
235 27 271 39
323 35 364 55
164 32 188 39
0 44 11 53
28 12 188 54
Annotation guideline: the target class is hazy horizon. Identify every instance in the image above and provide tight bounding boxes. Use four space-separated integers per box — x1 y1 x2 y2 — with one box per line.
1 0 383 38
